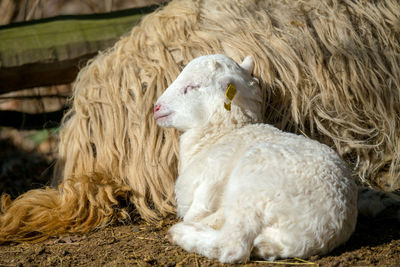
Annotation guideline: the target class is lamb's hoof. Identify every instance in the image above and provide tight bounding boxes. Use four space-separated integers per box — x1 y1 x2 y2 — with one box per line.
218 243 250 263
168 222 197 252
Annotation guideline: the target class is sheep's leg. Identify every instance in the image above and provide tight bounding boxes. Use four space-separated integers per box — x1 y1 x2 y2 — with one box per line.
182 180 224 222
169 197 261 263
199 208 225 229
168 221 221 259
171 155 271 263
183 202 209 222
215 192 262 263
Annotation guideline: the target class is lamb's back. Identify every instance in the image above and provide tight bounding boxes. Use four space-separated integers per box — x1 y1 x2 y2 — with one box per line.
222 124 358 255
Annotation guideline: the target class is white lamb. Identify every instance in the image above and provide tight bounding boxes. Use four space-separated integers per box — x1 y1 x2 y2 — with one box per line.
154 54 358 263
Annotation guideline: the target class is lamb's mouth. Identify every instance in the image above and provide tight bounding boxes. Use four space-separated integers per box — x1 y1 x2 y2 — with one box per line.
154 112 173 121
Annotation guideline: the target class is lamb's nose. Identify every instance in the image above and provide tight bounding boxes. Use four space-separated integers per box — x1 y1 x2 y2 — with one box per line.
154 104 161 113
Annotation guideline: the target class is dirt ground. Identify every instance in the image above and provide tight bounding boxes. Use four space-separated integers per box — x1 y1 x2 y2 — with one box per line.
0 215 399 267
1 128 400 267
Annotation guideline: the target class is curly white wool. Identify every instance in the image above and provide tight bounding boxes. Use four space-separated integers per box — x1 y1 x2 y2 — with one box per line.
154 54 358 263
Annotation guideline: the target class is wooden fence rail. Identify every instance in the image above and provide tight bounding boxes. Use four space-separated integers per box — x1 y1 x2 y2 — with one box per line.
0 5 158 94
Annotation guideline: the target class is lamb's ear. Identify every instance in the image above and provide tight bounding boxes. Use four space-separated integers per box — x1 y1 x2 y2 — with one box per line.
218 75 235 91
240 56 254 75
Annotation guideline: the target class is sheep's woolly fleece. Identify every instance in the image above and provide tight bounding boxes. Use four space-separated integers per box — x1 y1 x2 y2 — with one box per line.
1 0 399 242
156 54 357 262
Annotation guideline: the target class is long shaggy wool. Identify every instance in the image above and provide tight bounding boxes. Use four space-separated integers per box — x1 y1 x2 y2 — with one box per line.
0 173 131 242
1 0 399 242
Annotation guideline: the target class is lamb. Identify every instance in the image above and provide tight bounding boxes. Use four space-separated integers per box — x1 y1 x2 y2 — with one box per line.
154 54 358 263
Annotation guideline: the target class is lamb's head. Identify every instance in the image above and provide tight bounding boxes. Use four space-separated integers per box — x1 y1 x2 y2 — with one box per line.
154 54 263 131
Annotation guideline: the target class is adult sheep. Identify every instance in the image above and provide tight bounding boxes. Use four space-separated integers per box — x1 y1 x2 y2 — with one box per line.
1 0 399 242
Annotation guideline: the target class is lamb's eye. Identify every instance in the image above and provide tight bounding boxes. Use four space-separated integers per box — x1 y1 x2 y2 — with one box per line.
183 84 199 94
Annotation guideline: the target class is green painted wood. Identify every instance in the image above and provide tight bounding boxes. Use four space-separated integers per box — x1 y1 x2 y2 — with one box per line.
0 5 158 93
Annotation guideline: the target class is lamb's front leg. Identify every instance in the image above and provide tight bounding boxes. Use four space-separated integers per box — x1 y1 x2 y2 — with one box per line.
182 180 224 222
168 222 221 260
169 202 260 263
169 179 226 261
170 172 266 263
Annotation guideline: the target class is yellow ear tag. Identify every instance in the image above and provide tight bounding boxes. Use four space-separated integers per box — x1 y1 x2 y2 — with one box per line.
224 83 237 111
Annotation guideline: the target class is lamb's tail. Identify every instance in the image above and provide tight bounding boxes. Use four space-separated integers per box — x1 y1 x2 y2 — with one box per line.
0 173 131 243
357 187 400 220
